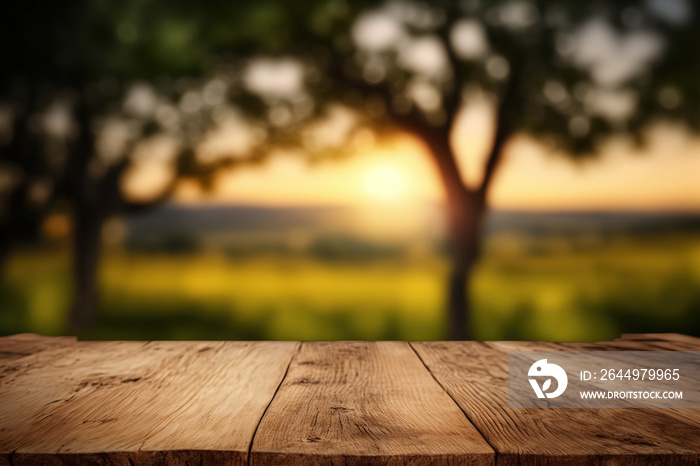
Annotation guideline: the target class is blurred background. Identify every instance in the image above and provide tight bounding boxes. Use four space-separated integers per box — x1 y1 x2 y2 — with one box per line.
1 0 699 341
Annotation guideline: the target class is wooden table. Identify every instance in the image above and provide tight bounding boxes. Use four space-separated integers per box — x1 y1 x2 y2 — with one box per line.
0 333 698 465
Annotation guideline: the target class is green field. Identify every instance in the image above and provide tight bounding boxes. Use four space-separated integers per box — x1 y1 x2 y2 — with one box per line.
2 232 699 341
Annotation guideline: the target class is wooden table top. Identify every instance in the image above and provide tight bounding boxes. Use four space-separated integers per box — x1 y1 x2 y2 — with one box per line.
0 333 698 465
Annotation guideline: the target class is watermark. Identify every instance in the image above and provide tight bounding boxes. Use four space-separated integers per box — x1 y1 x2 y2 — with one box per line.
509 351 700 408
528 359 568 398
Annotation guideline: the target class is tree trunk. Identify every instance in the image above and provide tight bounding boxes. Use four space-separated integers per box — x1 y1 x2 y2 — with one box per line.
68 207 103 331
446 256 471 340
423 132 487 340
445 190 485 340
0 229 10 277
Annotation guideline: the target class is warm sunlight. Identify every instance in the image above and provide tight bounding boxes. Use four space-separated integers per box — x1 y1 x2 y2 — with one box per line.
175 139 442 207
362 164 407 203
172 124 700 212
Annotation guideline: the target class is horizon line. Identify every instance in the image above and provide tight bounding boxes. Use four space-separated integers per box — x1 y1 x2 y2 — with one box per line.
155 200 700 216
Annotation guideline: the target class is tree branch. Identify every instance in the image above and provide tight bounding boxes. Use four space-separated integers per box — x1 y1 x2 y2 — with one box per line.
121 177 178 214
437 9 465 130
324 53 432 138
477 72 521 200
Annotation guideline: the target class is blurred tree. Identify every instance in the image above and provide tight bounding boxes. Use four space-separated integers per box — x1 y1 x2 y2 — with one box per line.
249 0 699 338
0 0 269 329
0 97 51 273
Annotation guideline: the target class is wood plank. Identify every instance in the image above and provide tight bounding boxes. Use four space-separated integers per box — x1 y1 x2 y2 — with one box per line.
412 341 700 466
1 340 297 465
0 341 150 466
637 340 700 351
486 340 670 352
482 340 700 458
0 333 77 363
617 334 700 347
251 341 494 466
485 340 700 428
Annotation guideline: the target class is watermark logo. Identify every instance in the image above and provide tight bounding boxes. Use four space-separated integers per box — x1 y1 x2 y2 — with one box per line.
528 359 568 398
510 351 698 408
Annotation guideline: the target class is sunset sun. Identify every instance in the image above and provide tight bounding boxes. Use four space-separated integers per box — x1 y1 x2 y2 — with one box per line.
362 164 407 203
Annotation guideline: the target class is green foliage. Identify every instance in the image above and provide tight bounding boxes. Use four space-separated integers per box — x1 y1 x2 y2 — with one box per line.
2 230 699 340
126 233 202 255
0 0 279 267
2 0 272 84
261 0 700 157
307 234 405 262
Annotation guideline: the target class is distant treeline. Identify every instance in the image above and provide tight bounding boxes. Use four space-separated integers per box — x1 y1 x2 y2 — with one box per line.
126 233 406 262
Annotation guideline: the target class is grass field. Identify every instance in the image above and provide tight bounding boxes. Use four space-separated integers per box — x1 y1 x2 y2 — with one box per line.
1 231 699 341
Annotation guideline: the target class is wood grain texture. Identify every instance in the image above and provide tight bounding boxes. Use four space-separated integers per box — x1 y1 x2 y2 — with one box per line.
488 340 700 430
615 334 700 351
1 335 698 465
618 334 700 346
412 341 700 466
0 333 77 363
251 341 494 466
0 341 297 465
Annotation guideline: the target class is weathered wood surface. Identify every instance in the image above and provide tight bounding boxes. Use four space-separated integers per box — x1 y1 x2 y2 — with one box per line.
251 341 493 465
618 333 700 346
483 339 700 442
415 339 700 466
0 340 297 465
0 334 698 465
0 333 77 363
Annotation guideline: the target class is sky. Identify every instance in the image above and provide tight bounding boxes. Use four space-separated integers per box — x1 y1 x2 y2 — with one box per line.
117 0 700 213
173 109 700 212
173 3 700 213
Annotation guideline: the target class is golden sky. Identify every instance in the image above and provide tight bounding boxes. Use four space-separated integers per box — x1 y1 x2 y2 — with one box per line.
174 107 700 212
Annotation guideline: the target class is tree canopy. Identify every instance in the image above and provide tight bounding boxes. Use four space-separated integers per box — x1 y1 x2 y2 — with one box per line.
2 0 697 336
241 0 699 155
0 0 277 326
235 0 699 338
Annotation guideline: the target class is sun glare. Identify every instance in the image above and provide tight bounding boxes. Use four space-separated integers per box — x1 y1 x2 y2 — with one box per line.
363 165 407 203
